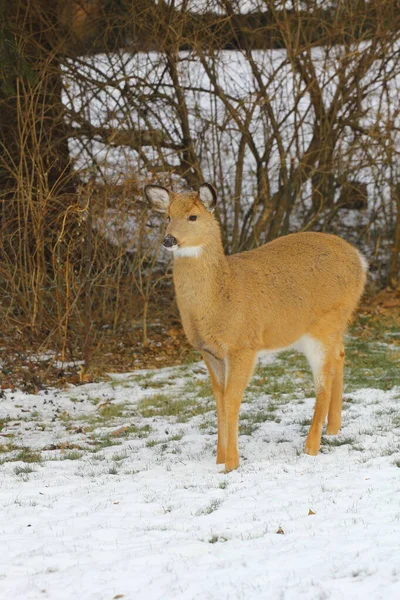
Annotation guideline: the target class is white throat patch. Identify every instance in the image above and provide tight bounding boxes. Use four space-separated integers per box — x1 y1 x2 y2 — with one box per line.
173 246 203 258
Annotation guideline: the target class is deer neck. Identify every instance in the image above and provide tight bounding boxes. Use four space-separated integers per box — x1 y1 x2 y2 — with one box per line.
172 236 230 313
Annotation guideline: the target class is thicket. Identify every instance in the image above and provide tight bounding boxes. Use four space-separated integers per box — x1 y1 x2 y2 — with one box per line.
1 0 400 367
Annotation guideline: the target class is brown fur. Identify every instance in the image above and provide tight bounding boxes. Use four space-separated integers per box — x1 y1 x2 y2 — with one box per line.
146 185 367 471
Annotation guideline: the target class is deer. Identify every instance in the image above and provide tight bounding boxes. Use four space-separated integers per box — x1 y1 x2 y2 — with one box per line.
145 183 367 472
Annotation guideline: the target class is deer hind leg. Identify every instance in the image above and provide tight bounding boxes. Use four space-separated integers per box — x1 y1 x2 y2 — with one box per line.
327 342 345 435
302 336 335 456
201 351 227 464
224 350 256 472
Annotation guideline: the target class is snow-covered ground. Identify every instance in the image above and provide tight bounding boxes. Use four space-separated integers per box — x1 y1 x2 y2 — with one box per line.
1 350 400 600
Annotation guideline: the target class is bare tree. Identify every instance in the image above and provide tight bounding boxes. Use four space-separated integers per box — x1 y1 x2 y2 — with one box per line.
1 0 400 361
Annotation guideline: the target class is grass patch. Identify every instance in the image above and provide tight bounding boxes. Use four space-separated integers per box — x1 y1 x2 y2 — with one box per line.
14 465 35 475
0 417 12 433
141 380 175 389
0 442 18 454
248 376 297 397
182 379 213 399
15 449 42 463
209 534 227 544
146 432 184 448
145 439 159 448
112 451 128 462
321 436 356 448
298 418 313 428
98 403 126 419
199 417 216 433
183 350 202 364
93 434 122 451
109 424 152 439
196 499 222 516
61 451 83 461
345 315 400 391
240 411 279 436
346 339 400 391
248 352 315 400
138 393 211 421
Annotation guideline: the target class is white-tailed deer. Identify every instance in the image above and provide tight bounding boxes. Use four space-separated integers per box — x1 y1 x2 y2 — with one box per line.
145 183 367 471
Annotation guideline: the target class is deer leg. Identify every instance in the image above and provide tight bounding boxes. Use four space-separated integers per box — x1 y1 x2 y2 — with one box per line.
201 352 226 464
224 350 256 472
327 343 345 435
305 346 335 456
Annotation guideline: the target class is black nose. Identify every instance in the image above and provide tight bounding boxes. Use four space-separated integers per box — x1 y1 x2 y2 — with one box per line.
163 234 177 248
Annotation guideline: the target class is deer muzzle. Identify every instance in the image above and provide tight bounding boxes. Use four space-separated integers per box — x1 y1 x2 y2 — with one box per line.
163 234 178 248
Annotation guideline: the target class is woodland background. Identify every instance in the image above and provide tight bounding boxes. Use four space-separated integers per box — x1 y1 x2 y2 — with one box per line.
1 0 400 379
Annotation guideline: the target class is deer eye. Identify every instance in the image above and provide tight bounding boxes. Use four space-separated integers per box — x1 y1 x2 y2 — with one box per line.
188 215 197 222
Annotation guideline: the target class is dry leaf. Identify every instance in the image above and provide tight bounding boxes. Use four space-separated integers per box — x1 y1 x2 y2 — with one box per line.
110 427 129 437
308 508 316 515
78 366 93 383
276 526 285 534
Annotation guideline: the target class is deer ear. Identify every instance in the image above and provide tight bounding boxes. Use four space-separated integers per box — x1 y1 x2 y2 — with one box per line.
198 183 217 212
144 185 171 213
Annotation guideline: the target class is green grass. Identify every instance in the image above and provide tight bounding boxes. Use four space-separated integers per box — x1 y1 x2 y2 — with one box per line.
109 373 178 390
248 351 315 400
0 442 17 455
92 434 122 451
15 449 42 463
0 418 11 433
108 424 152 439
61 451 83 461
199 417 216 433
112 451 128 462
343 314 400 391
183 379 213 399
240 410 280 435
145 431 184 448
345 338 400 391
0 312 398 469
98 403 126 418
138 393 212 421
321 436 357 448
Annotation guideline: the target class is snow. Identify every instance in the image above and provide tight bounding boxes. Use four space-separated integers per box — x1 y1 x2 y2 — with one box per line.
1 357 400 599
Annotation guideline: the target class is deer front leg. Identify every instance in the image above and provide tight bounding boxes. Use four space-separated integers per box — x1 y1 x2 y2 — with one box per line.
201 351 226 464
224 350 256 472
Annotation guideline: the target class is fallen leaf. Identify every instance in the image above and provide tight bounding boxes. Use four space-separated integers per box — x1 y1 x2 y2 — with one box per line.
110 426 129 437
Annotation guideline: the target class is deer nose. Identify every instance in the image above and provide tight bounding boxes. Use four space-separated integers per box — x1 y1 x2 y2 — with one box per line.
163 234 178 248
